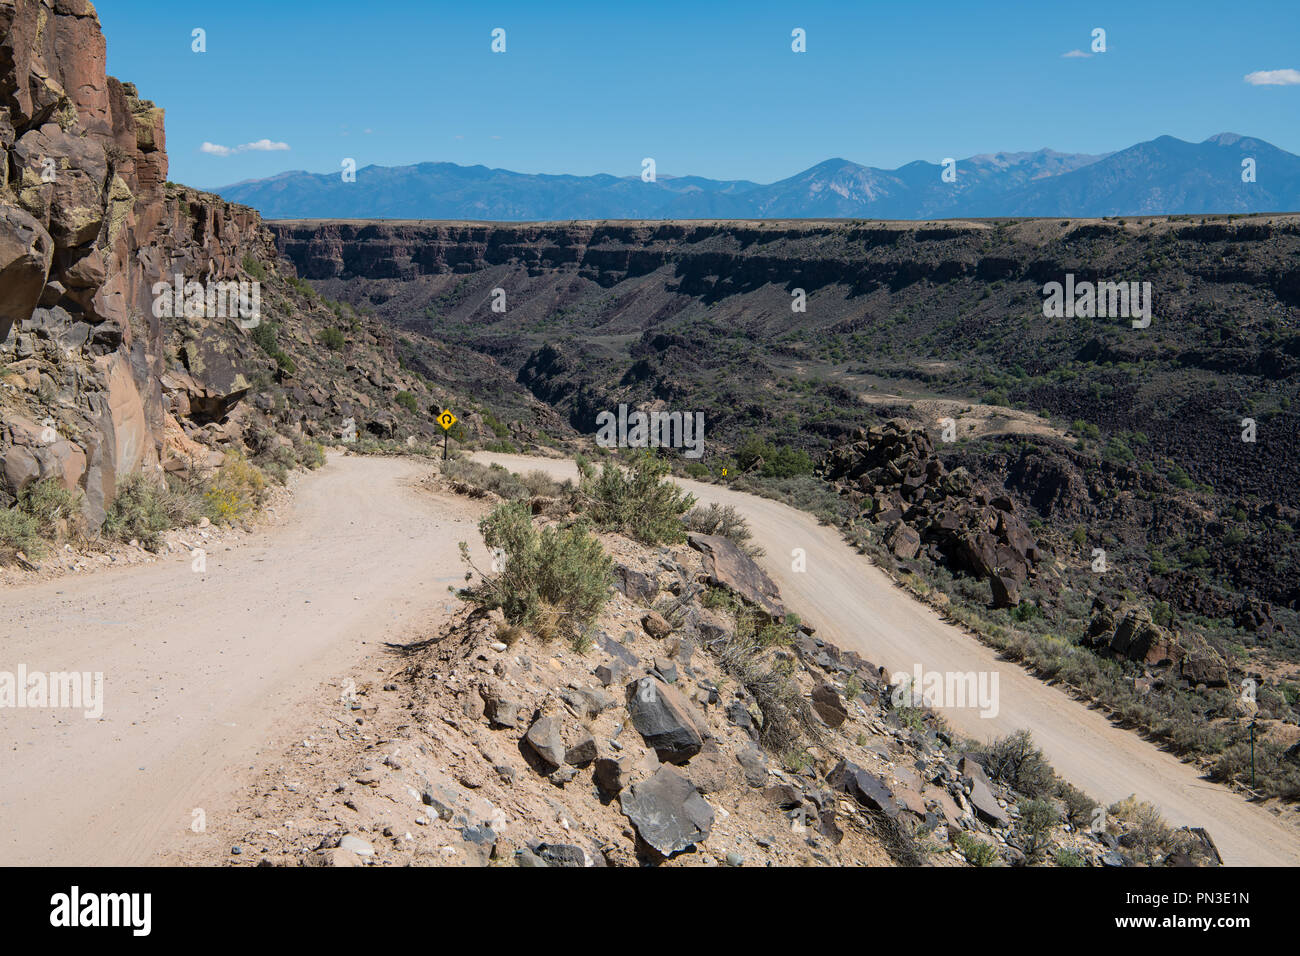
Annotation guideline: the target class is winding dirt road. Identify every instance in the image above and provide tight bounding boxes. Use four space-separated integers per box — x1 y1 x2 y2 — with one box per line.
2 451 1297 866
477 452 1300 867
0 455 489 866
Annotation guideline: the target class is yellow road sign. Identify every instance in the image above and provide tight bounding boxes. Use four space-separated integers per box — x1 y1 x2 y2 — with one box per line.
437 410 458 431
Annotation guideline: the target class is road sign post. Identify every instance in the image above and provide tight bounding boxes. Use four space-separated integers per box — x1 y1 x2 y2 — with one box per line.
437 409 458 460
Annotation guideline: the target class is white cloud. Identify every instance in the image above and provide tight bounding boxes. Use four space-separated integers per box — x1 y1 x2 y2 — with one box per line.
200 139 291 157
1244 68 1300 86
242 138 290 152
1061 49 1092 59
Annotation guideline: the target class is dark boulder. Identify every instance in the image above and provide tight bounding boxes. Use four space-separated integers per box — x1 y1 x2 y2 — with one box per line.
621 766 714 857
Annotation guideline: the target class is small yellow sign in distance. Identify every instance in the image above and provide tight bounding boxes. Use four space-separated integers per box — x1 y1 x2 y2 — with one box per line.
437 410 457 431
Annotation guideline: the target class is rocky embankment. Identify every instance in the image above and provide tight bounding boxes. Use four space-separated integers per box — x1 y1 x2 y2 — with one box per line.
822 420 1236 690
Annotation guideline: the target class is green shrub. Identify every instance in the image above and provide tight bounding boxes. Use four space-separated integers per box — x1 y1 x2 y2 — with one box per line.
481 409 511 439
979 730 1056 798
520 469 564 498
241 253 266 281
1010 600 1040 623
734 435 814 478
1104 437 1135 462
0 506 41 560
953 831 998 866
1057 781 1098 829
250 320 295 372
1016 798 1058 861
442 459 530 499
19 479 83 537
395 390 419 413
203 452 267 525
1106 796 1175 865
712 615 818 753
103 473 203 549
295 437 326 469
461 501 612 648
319 327 346 351
579 453 695 546
685 502 763 556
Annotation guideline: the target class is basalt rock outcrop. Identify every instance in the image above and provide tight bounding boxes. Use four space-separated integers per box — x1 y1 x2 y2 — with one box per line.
687 531 786 620
0 0 269 521
1083 598 1230 689
820 418 1042 607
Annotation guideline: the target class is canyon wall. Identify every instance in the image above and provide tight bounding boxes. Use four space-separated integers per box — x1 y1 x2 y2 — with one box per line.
0 0 281 521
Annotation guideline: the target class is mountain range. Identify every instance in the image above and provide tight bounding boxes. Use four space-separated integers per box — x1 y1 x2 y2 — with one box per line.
217 133 1300 221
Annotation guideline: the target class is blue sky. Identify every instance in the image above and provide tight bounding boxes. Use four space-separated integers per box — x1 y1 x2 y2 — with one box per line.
98 0 1300 190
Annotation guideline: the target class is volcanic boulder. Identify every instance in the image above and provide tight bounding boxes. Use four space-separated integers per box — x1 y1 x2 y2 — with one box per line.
620 766 714 857
687 532 785 619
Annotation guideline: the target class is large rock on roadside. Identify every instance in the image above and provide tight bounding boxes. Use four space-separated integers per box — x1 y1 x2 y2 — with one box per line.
614 563 658 603
621 766 714 857
688 532 785 619
625 676 704 764
990 573 1020 609
884 520 921 560
958 756 1010 828
826 759 898 819
1110 606 1179 667
811 683 848 728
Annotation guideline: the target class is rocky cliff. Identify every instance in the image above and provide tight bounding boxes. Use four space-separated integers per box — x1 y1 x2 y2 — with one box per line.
0 0 268 521
0 1 559 531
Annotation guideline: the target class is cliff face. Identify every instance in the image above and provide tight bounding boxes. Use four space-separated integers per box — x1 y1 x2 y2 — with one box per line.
273 217 1300 314
0 0 281 522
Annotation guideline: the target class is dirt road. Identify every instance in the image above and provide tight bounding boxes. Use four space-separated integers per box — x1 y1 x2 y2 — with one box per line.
0 454 488 866
476 451 1300 867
